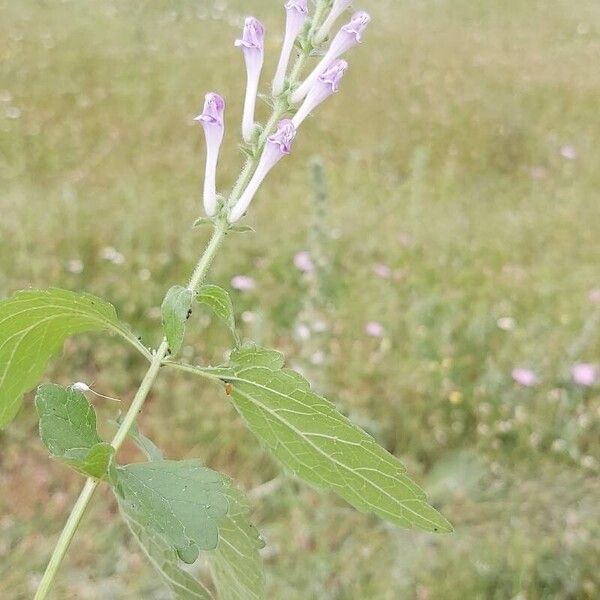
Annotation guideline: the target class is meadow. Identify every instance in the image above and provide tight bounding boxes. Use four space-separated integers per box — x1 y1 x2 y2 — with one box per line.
1 0 599 598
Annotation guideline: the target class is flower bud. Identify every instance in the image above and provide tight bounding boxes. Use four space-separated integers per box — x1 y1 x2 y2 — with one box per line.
314 0 352 44
229 120 297 223
291 11 370 103
292 59 348 127
235 17 266 142
272 0 309 96
194 93 226 217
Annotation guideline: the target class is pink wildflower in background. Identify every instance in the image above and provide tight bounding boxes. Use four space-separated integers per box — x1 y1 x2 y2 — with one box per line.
365 321 385 338
571 363 597 387
294 251 315 273
587 288 600 304
511 368 538 387
373 263 392 279
231 275 256 291
559 145 577 160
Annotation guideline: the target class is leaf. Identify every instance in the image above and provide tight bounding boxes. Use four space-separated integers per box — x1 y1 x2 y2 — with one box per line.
196 285 237 343
112 460 230 564
228 225 255 234
0 288 148 429
193 217 214 229
162 286 194 355
113 414 164 461
208 484 265 600
35 383 114 478
124 514 214 599
199 346 453 534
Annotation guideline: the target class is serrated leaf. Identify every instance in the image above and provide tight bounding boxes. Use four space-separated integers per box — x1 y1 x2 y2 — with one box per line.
196 285 237 343
0 288 147 429
162 286 194 355
35 383 114 478
208 484 265 600
124 513 214 599
113 460 229 564
205 347 453 534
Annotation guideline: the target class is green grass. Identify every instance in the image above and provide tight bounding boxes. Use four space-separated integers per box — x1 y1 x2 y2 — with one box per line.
1 0 600 598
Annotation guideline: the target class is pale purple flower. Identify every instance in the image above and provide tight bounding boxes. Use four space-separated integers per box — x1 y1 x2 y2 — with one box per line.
314 0 352 44
588 288 600 304
373 263 392 279
231 275 256 291
194 93 225 216
294 250 315 273
229 120 297 222
559 145 577 160
365 321 385 338
511 368 538 387
571 363 598 387
272 1 309 96
235 17 265 142
292 59 348 127
291 11 370 103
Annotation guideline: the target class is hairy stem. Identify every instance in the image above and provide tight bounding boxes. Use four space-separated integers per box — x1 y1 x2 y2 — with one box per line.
33 224 227 600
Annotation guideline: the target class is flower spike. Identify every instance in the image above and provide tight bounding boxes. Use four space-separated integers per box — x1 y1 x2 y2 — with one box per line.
194 92 225 217
229 120 297 223
235 17 266 143
292 59 348 127
291 10 370 104
314 0 352 44
272 0 309 96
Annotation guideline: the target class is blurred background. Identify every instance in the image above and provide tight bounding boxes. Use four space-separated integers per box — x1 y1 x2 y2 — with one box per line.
1 0 599 598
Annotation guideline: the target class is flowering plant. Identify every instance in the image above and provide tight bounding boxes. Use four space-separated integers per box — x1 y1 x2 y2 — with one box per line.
0 2 451 598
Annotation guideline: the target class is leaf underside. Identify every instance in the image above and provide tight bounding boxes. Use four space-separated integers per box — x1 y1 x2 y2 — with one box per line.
35 383 114 478
161 286 194 356
204 346 453 534
0 288 142 428
125 514 214 599
208 484 265 600
196 284 237 343
113 460 229 564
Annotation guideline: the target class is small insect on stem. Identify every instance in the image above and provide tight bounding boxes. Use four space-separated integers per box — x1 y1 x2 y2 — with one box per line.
224 383 234 396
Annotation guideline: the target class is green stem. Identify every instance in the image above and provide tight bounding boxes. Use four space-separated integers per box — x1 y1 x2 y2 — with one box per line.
33 15 328 593
33 225 227 600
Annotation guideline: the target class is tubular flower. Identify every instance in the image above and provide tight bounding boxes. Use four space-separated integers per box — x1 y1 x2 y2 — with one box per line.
272 0 309 96
229 120 297 223
292 59 348 127
291 10 370 103
314 0 352 44
235 17 266 143
194 93 225 217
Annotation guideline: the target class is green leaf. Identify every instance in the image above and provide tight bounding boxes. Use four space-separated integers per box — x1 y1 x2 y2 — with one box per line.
161 286 194 355
124 514 214 599
113 414 164 461
228 225 255 234
35 383 114 479
208 484 265 600
0 288 148 429
113 460 230 564
196 285 237 343
192 217 214 229
201 346 453 534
